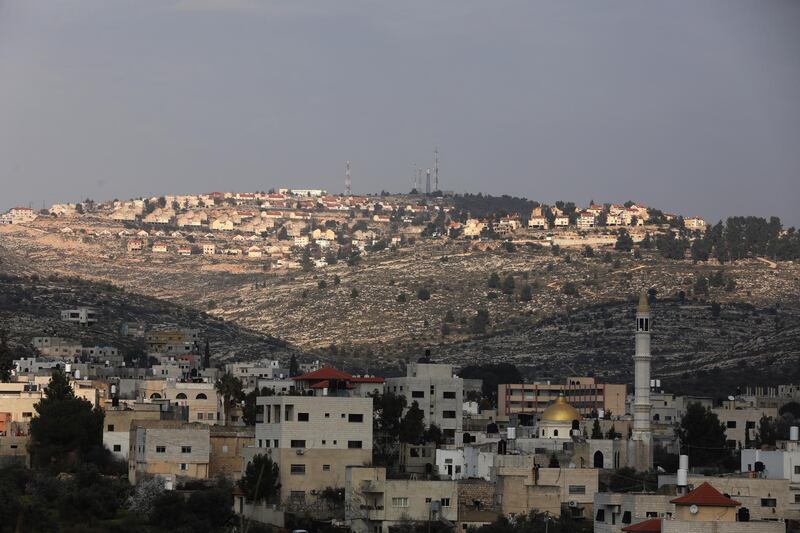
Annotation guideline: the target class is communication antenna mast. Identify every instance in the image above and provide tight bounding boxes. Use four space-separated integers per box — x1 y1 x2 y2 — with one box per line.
413 163 419 191
434 146 439 192
345 160 351 196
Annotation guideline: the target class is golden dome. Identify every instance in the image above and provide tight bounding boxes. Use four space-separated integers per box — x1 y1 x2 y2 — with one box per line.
541 395 582 422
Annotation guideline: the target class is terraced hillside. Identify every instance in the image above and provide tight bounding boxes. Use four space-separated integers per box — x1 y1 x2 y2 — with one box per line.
1 222 799 385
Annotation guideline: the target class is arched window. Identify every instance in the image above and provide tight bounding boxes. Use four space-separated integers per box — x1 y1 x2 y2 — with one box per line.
176 393 187 400
553 429 559 437
150 393 162 399
196 393 208 400
593 450 604 468
653 413 660 421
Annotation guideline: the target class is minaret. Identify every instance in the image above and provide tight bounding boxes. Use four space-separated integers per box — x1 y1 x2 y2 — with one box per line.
630 291 653 471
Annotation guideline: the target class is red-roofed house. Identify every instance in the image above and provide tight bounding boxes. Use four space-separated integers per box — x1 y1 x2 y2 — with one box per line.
621 518 662 532
293 367 384 397
670 482 740 523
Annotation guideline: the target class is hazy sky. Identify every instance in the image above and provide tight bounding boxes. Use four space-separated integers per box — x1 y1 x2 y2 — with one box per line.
1 1 799 225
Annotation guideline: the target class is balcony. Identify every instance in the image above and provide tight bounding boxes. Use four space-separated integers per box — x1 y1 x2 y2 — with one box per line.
360 480 384 493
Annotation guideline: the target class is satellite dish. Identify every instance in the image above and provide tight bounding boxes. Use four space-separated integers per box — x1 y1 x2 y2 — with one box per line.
728 396 735 401
690 505 699 515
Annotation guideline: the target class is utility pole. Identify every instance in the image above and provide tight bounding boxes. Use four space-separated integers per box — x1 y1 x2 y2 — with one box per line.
345 160 351 196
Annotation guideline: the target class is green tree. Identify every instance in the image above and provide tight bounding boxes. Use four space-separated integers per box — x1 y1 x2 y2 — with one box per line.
470 309 490 334
591 418 603 439
29 369 104 471
215 373 244 426
487 272 500 289
501 275 515 295
677 403 728 466
417 287 431 301
399 401 426 444
289 354 300 377
0 330 13 382
605 424 618 439
615 230 634 252
202 338 211 369
756 415 777 447
519 284 533 302
243 387 273 426
562 281 579 296
396 293 407 303
239 454 281 503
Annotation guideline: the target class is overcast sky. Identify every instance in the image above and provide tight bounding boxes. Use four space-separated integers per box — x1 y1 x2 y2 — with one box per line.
1 0 798 225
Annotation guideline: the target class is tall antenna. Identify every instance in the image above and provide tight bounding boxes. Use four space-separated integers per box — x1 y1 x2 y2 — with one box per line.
345 160 351 196
434 146 439 192
413 163 418 192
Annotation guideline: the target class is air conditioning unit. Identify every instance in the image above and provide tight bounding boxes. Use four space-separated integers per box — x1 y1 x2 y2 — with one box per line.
296 449 305 455
568 500 578 508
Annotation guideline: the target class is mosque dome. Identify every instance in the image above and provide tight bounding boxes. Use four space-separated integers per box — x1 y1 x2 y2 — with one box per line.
541 395 581 422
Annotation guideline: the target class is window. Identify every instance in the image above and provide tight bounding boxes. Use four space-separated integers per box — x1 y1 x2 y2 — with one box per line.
298 412 309 422
156 446 166 453
176 393 187 400
290 440 306 448
325 413 330 418
290 464 306 475
568 485 586 495
22 412 32 418
222 445 229 453
181 446 192 453
290 491 305 502
795 494 800 504
107 424 115 432
348 413 364 423
197 413 204 420
645 512 658 518
595 510 605 522
412 390 425 398
727 421 737 428
180 463 187 471
553 429 559 437
323 464 331 471
274 439 279 448
392 497 409 508
746 421 756 429
795 466 800 475
442 410 456 419
195 393 207 400
761 498 777 507
622 511 632 524
443 391 456 399
441 498 451 507
348 440 363 449
113 445 121 452
322 440 326 445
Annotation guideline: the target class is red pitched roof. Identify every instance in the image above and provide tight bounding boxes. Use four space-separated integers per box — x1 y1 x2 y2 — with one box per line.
293 367 353 382
670 482 740 507
621 518 662 532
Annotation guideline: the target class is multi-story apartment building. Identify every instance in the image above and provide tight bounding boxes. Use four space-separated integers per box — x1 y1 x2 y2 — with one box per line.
60 307 98 325
137 380 220 425
386 362 463 445
712 400 778 449
104 402 173 460
346 466 459 533
0 382 43 423
145 328 200 354
128 420 210 486
254 395 373 504
498 377 626 420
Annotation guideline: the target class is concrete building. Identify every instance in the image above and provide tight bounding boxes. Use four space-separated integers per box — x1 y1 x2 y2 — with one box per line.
129 420 211 486
0 382 44 423
387 362 464 445
209 425 254 480
60 307 98 325
345 466 458 533
494 455 599 519
741 436 800 484
713 400 778 449
498 377 626 421
254 395 373 504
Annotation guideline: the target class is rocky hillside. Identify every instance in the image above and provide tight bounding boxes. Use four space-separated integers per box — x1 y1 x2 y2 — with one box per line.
1 222 798 385
0 269 302 363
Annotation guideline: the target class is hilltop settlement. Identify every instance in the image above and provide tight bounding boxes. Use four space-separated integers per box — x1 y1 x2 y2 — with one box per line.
1 191 800 532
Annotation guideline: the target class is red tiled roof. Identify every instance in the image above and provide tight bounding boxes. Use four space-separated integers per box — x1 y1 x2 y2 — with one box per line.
293 367 353 382
621 518 661 532
670 482 740 507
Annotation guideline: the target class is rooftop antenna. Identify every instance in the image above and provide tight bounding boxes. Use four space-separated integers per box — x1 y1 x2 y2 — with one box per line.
345 160 351 196
434 146 439 192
